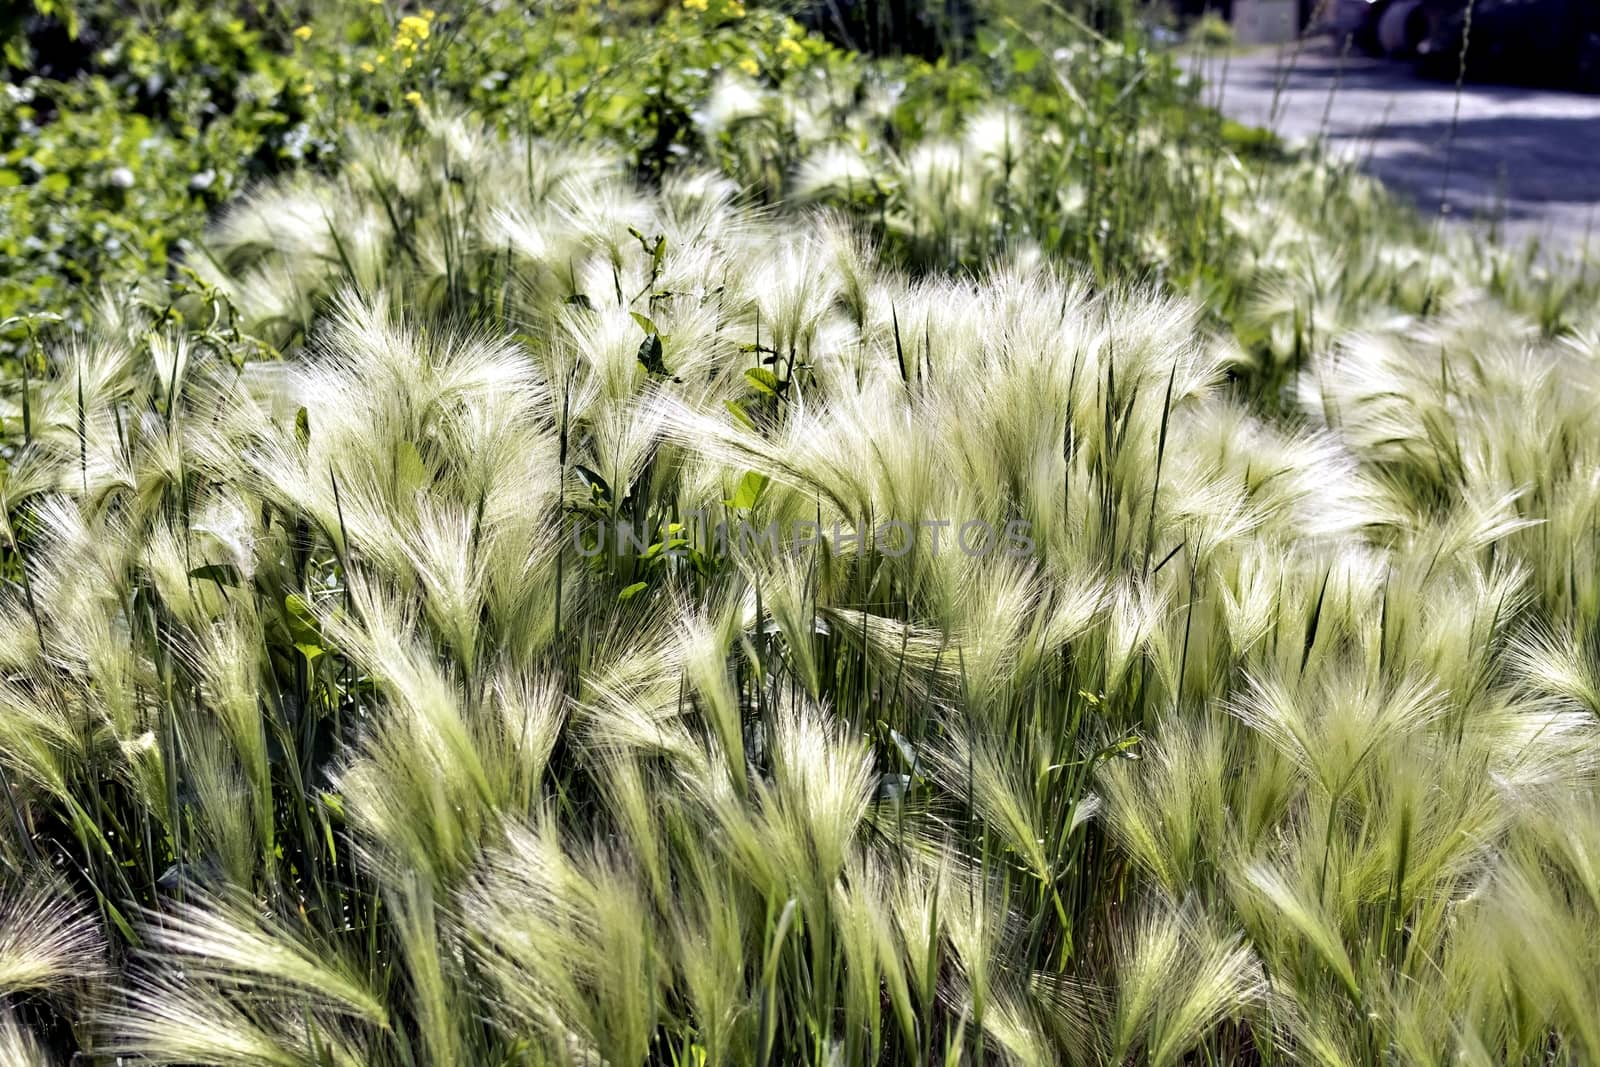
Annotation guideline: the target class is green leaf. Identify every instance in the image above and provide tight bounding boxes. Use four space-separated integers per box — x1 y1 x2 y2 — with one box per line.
642 537 688 560
1097 733 1144 763
618 581 648 601
285 594 323 656
744 367 780 396
637 332 668 376
295 407 311 448
285 593 317 625
724 399 757 431
100 897 138 946
630 311 658 335
189 562 240 587
728 470 769 510
1012 47 1043 74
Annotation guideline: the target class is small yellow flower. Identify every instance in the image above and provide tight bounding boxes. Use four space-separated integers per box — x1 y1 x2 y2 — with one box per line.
682 0 707 10
293 24 312 40
299 80 315 94
736 56 759 76
404 90 423 106
725 0 744 15
422 7 436 19
392 13 431 54
777 37 803 57
360 60 376 73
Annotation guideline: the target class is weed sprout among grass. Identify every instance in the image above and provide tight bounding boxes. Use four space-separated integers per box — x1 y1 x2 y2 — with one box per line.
3 3 1600 1065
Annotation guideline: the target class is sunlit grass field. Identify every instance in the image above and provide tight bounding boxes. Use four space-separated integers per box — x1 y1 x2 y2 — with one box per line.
3 2 1600 1064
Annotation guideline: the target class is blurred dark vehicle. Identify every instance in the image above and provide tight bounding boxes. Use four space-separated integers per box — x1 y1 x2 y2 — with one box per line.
1319 0 1457 58
1417 0 1600 92
1320 0 1389 53
1319 0 1600 92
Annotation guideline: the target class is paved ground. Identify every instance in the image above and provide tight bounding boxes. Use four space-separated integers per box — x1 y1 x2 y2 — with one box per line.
1186 46 1600 253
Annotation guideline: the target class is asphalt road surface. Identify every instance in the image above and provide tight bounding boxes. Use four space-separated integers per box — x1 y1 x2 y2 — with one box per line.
1187 45 1600 254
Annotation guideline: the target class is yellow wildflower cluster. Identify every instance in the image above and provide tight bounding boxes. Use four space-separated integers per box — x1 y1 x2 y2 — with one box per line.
682 0 743 15
342 8 437 72
292 24 312 41
354 8 442 76
393 10 435 53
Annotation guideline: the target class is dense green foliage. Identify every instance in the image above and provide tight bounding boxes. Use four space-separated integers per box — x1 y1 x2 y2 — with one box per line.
4 2 1600 1065
1 0 831 351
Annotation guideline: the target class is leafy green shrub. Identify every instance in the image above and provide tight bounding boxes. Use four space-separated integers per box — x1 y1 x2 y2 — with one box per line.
1189 11 1233 47
0 0 860 362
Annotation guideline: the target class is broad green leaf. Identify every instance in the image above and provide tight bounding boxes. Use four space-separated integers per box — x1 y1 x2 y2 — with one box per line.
285 594 324 660
744 367 780 396
729 470 769 510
